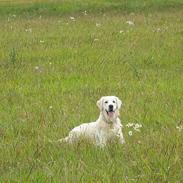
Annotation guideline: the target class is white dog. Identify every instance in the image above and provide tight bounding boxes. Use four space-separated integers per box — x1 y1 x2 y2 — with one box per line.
58 96 125 147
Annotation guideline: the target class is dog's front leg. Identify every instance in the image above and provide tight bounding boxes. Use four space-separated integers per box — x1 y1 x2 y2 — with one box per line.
118 129 125 144
96 131 107 147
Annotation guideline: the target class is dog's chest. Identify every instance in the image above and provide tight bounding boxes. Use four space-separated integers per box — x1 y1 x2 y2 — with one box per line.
102 125 119 139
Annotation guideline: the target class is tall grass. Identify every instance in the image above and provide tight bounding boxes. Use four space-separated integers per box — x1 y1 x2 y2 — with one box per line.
0 0 183 17
0 0 183 182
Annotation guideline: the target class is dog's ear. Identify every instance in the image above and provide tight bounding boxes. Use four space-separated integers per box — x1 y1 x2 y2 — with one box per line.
116 97 122 109
97 97 103 110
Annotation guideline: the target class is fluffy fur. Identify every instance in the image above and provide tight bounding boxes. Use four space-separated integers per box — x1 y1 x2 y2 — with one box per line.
58 96 125 147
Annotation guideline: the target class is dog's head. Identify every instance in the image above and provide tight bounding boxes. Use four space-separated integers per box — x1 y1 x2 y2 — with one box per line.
97 96 122 122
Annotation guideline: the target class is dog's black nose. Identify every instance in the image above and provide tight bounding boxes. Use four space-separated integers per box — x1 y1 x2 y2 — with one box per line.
109 105 113 111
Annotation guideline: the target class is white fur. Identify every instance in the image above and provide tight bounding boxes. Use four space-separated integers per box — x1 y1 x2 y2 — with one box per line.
58 96 125 147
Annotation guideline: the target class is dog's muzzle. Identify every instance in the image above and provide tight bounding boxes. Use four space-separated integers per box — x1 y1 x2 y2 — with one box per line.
109 105 113 111
106 105 115 118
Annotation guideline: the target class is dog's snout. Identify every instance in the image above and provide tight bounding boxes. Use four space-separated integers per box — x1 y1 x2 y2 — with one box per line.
109 105 113 111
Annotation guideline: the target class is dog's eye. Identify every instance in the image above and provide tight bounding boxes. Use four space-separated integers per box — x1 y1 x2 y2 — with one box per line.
113 100 116 103
104 101 108 104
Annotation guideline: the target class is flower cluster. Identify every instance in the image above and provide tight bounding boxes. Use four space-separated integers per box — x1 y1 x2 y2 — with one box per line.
176 125 183 132
70 17 76 21
126 122 142 136
126 20 134 26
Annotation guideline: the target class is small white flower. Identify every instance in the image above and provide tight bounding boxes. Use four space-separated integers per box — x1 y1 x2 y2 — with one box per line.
126 123 134 127
25 28 32 33
35 66 39 70
83 10 87 15
119 30 124 33
157 28 161 32
94 38 99 42
128 131 133 136
134 128 140 132
137 140 141 144
12 14 16 18
176 126 183 132
126 20 134 26
49 106 53 109
40 40 44 43
133 123 142 132
134 123 142 129
70 16 75 21
96 23 101 27
49 62 52 65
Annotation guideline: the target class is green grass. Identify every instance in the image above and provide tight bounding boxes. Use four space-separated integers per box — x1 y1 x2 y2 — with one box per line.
0 0 183 182
0 0 183 17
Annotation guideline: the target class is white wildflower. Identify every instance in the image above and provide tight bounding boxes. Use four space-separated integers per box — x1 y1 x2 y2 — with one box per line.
83 10 87 15
126 123 134 127
176 125 183 132
153 27 166 33
12 14 16 18
35 66 39 70
137 140 141 144
133 123 142 132
157 28 161 32
134 128 140 132
134 123 142 129
49 106 53 109
49 62 52 65
25 28 32 33
126 20 134 26
119 30 124 33
94 38 99 42
70 16 75 21
128 131 133 136
96 23 101 27
40 40 45 43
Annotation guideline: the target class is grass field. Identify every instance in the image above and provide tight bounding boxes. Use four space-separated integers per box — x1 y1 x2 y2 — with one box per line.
0 0 183 182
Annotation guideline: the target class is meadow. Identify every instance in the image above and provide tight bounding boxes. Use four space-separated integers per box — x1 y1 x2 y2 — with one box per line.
0 0 183 182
